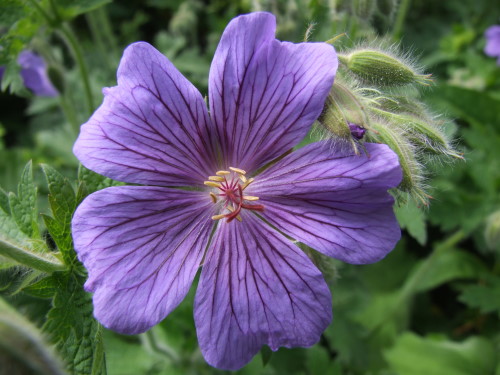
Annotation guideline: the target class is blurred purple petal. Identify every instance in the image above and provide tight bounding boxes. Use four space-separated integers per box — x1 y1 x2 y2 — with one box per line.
485 25 500 65
194 213 331 370
74 42 217 186
209 12 338 171
248 142 402 264
72 186 215 334
348 122 366 139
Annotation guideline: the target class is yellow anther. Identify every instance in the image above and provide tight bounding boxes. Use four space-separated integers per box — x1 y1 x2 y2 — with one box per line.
239 175 247 183
204 181 221 188
229 167 246 175
209 192 217 203
243 195 259 201
209 176 225 182
211 214 226 220
235 215 242 222
242 178 254 189
216 170 230 175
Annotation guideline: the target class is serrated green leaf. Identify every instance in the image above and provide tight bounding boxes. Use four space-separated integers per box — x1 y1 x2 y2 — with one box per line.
43 273 106 375
384 333 496 375
77 165 121 202
9 161 39 237
459 280 500 317
42 164 77 266
395 200 427 245
22 274 58 299
0 188 10 214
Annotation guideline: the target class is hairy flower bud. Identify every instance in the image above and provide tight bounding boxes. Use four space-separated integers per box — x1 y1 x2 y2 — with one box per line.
370 107 461 158
318 80 372 153
484 210 500 252
339 49 432 87
367 122 428 205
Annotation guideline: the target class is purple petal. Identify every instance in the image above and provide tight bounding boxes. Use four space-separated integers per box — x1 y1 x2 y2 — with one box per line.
72 186 215 334
74 42 217 187
17 51 58 97
194 212 332 370
248 142 402 264
485 25 500 61
209 12 338 172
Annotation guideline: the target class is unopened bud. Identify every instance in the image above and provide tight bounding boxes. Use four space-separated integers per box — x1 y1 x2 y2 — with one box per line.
484 210 500 252
319 81 371 152
339 49 432 87
367 122 428 205
371 107 461 158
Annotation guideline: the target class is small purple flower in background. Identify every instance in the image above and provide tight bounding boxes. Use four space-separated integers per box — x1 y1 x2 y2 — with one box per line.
0 50 58 97
485 25 500 65
72 12 401 370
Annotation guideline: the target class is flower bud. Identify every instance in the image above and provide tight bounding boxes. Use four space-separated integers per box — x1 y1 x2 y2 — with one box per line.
318 80 371 153
367 122 428 205
371 107 461 158
484 210 500 252
339 49 432 87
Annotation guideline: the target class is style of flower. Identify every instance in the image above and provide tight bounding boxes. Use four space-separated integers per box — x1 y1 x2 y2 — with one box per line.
0 50 58 97
72 12 402 370
485 25 500 65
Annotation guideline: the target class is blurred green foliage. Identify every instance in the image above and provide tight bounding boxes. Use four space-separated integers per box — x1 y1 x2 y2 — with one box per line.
1 0 500 374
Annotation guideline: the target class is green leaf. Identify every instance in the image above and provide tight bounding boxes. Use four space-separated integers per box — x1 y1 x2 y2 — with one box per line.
459 278 500 317
52 0 111 20
0 188 10 214
0 0 27 25
260 346 273 367
384 333 496 375
76 165 121 203
42 164 77 267
22 274 58 299
9 161 39 238
395 200 427 245
408 249 487 294
43 273 106 375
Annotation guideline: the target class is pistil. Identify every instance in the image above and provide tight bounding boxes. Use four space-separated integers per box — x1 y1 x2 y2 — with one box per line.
204 167 264 223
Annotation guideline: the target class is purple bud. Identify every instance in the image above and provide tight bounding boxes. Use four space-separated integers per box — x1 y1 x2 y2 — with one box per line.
348 122 366 139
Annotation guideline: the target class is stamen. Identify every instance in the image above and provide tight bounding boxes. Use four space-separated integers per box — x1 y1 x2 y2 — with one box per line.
208 176 225 182
229 167 246 175
211 214 226 220
243 195 259 201
242 178 254 189
204 181 221 188
239 175 247 183
210 192 217 203
216 170 230 175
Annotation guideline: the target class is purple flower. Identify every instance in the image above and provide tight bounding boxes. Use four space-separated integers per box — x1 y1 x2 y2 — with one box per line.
0 51 58 97
72 12 401 370
485 25 500 65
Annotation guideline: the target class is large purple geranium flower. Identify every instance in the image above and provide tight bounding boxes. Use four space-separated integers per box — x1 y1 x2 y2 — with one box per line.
72 12 401 370
485 25 500 65
0 50 58 97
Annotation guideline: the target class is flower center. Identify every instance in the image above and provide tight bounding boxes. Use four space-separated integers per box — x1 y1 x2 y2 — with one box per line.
204 167 264 223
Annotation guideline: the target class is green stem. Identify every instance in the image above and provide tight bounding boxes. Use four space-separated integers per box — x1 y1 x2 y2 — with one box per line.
392 0 411 40
58 24 95 116
25 0 55 25
142 329 180 364
0 239 66 273
60 95 80 136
